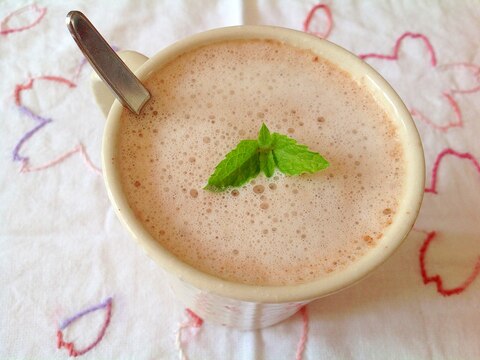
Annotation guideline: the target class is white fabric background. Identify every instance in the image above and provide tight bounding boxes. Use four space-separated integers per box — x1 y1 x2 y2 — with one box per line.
1 1 480 359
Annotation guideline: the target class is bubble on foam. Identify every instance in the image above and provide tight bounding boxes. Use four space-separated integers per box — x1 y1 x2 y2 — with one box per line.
117 39 405 286
253 185 264 194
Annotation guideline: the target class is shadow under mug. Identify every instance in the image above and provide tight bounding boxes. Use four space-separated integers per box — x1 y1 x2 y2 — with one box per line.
96 26 425 330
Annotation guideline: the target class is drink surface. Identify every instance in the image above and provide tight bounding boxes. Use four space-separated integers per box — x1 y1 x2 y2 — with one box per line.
117 39 405 286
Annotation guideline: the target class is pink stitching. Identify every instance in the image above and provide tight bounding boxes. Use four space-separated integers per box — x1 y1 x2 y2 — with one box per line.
303 3 333 39
14 76 76 106
175 308 203 360
0 3 47 35
295 306 309 360
12 59 102 174
419 231 480 296
21 143 101 174
440 63 480 95
359 32 480 131
359 32 437 66
57 297 113 357
425 148 480 194
410 92 462 132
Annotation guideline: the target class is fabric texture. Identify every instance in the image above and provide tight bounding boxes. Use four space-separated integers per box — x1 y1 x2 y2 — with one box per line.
1 1 479 359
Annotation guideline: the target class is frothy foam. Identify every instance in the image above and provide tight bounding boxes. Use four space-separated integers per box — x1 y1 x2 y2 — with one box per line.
116 39 405 286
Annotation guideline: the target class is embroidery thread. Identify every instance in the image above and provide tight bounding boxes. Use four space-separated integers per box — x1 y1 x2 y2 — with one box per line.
425 148 480 194
303 3 333 39
0 3 47 36
175 308 203 360
359 32 480 131
295 306 309 360
419 232 480 296
57 297 113 357
12 63 101 174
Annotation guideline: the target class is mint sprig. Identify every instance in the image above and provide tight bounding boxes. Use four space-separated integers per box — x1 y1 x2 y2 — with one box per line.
205 123 329 191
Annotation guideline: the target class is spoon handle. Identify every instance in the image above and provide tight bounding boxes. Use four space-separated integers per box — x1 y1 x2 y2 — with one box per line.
66 11 150 115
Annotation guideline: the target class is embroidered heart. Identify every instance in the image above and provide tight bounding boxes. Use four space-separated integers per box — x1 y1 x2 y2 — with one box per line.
419 231 480 296
57 297 113 357
416 148 480 296
359 32 480 132
303 3 332 39
0 3 47 36
12 65 101 174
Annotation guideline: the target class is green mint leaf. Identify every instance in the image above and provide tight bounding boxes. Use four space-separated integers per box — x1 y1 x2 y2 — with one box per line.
205 123 329 191
258 123 275 177
205 140 260 191
258 123 272 148
272 133 329 175
260 151 275 177
271 132 296 148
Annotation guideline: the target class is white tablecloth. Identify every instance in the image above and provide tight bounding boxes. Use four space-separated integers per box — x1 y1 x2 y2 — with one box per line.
2 1 480 359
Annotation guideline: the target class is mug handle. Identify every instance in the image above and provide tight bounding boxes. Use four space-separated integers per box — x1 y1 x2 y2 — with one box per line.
91 50 149 118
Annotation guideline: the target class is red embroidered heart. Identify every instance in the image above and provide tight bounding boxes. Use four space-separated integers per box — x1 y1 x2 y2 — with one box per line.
57 298 112 357
419 231 480 296
303 3 332 39
416 148 480 296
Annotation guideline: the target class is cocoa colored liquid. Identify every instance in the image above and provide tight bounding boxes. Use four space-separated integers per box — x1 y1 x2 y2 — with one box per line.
117 39 405 286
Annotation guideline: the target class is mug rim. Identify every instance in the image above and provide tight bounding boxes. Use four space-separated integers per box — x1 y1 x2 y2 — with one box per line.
102 25 425 303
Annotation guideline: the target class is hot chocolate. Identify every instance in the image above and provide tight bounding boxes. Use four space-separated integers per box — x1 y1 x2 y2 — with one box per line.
116 39 405 286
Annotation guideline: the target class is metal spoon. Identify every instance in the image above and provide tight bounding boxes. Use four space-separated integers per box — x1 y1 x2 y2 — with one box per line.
66 10 150 114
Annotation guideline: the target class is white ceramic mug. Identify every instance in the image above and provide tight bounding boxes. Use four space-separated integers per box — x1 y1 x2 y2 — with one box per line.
95 26 425 330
